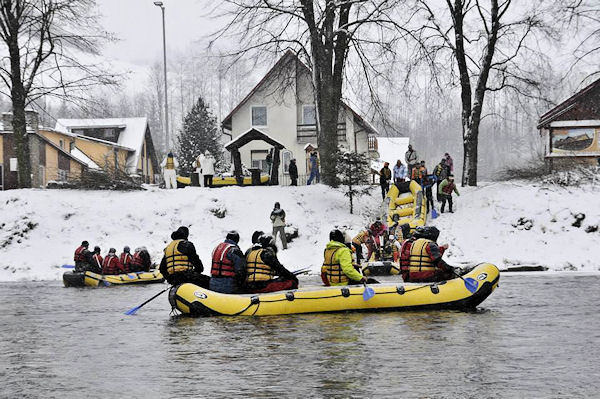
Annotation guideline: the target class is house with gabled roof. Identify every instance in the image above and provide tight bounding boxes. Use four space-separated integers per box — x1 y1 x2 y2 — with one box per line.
537 77 600 170
221 50 379 184
51 117 159 183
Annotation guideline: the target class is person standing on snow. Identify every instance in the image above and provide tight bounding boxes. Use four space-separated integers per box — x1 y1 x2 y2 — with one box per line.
405 144 418 178
161 152 179 189
270 202 288 250
423 174 436 215
444 152 454 172
322 229 368 286
245 235 298 293
307 151 320 185
194 153 205 186
433 159 449 202
209 231 247 294
393 160 407 186
74 241 93 272
159 226 210 288
200 150 216 188
438 174 460 213
102 248 125 275
399 226 454 282
289 158 298 186
379 162 392 199
119 246 133 272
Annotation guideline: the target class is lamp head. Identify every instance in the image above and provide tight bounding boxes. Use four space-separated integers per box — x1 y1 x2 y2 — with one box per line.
154 1 164 7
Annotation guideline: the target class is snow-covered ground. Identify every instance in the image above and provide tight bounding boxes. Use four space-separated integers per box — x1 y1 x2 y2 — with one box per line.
432 180 600 271
0 185 380 281
1 179 599 282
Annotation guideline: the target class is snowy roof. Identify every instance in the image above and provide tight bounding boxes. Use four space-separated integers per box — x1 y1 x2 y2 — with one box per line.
371 136 410 170
55 118 150 174
71 147 100 169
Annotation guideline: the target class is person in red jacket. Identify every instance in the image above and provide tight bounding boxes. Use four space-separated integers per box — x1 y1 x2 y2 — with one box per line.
90 246 103 274
399 226 454 282
102 248 125 275
130 247 152 272
74 240 93 272
369 218 388 247
209 231 246 294
119 246 133 272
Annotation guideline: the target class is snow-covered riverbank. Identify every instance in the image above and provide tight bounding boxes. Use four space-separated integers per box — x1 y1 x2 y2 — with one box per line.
1 178 598 281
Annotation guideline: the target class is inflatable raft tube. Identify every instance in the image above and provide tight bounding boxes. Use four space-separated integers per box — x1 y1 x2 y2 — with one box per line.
385 180 427 232
169 263 499 317
176 175 269 187
362 260 400 276
62 270 164 287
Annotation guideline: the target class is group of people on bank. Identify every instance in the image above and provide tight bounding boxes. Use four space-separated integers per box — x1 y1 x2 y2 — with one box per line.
378 147 460 214
73 242 152 275
160 151 217 189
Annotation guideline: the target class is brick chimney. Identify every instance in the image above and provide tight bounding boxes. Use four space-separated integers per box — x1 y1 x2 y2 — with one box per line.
1 110 39 133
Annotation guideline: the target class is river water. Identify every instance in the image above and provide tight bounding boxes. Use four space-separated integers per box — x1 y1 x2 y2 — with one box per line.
0 272 598 398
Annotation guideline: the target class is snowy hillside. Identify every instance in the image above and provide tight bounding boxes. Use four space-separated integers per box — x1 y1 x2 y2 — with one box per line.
432 180 600 271
1 178 599 282
0 185 380 281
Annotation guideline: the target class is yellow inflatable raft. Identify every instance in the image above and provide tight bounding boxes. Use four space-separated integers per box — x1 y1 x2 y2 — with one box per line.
386 180 427 231
176 175 269 187
169 263 499 317
62 270 164 287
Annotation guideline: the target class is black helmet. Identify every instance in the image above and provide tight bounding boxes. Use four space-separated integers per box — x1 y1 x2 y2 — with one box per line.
413 226 440 241
329 229 345 243
81 240 89 247
251 230 264 244
94 246 101 253
171 226 189 240
123 246 130 253
260 235 277 252
226 230 240 244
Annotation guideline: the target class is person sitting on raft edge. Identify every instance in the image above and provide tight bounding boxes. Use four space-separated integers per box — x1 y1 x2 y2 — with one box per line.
322 229 377 286
245 235 298 293
159 226 210 288
209 231 246 294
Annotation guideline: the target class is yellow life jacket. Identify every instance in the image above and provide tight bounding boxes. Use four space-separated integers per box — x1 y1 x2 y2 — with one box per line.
246 249 275 282
321 247 348 285
352 230 369 245
166 157 175 169
408 238 436 272
163 239 193 274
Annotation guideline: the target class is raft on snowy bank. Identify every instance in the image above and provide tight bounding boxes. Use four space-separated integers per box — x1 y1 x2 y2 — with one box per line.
176 174 270 187
63 270 164 287
386 180 427 231
168 263 499 317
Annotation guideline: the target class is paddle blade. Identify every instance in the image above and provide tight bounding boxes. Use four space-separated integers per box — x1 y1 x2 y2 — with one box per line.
363 284 375 301
61 265 75 269
431 208 438 219
464 277 478 293
124 306 141 316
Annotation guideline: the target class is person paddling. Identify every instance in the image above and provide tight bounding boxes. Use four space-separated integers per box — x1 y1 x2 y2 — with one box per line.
159 226 210 288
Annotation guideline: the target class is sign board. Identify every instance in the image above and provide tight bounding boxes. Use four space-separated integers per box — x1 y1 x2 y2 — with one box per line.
551 128 599 154
9 158 18 172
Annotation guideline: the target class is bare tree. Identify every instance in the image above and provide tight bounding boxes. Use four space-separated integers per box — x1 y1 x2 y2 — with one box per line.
211 0 415 185
0 0 117 187
409 0 560 186
563 0 600 81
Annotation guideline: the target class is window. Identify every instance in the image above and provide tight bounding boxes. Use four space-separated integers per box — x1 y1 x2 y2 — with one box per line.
57 169 68 182
59 139 64 149
251 150 269 173
302 104 316 125
251 106 267 127
282 150 293 174
69 141 75 152
104 128 116 139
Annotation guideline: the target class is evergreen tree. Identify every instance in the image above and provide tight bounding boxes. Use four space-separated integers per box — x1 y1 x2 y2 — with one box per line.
177 97 223 176
335 151 372 214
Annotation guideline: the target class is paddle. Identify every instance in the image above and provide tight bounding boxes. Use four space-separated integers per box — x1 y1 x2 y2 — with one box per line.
431 208 438 219
362 282 375 301
452 268 478 293
291 267 311 275
62 264 75 269
124 287 170 315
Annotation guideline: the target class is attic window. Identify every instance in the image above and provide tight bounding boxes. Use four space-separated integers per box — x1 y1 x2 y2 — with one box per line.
251 106 267 127
303 105 316 125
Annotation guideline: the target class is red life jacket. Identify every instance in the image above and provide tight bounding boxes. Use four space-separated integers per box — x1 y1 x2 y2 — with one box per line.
102 255 123 275
120 253 132 266
130 252 145 270
211 242 236 278
399 239 413 281
74 246 87 262
92 254 103 270
442 181 456 194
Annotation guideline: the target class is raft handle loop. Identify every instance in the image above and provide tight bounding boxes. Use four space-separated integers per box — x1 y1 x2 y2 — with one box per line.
285 292 295 301
396 286 405 295
250 296 260 305
430 284 439 294
341 287 350 297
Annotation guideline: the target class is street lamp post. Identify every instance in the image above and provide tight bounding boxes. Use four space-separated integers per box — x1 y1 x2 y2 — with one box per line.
154 1 169 151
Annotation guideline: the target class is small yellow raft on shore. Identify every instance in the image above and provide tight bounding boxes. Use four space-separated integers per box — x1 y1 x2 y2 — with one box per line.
176 174 269 187
62 270 164 287
169 263 499 317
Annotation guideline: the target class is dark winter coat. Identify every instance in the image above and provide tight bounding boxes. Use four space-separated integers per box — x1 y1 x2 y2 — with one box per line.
379 166 392 185
245 246 298 291
289 162 298 178
159 240 204 278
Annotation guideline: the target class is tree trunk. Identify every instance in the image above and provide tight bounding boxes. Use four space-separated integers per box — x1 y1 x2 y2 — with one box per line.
463 125 479 186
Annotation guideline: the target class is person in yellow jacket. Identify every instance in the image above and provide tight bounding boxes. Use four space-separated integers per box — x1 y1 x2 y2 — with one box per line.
322 229 367 286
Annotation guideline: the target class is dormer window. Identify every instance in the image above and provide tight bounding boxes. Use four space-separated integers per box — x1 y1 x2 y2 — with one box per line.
251 106 267 127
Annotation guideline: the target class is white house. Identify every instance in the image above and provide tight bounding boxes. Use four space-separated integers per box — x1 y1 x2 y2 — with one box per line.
221 50 380 184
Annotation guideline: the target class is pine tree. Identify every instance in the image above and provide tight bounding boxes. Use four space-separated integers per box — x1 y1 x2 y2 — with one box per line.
335 151 372 214
177 97 223 176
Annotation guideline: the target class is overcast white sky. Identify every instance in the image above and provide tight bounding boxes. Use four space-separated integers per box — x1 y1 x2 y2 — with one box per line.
99 0 219 86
